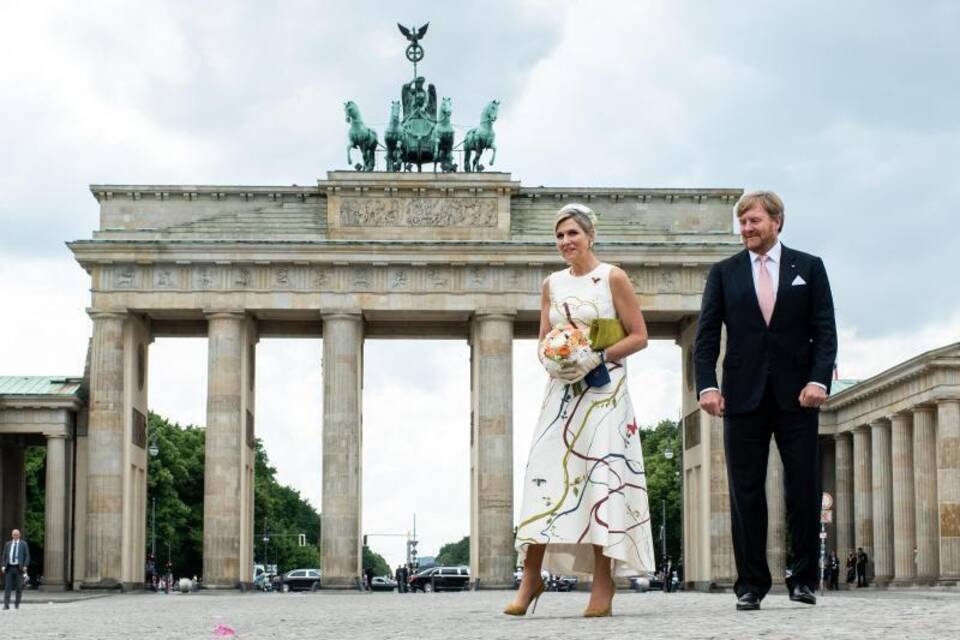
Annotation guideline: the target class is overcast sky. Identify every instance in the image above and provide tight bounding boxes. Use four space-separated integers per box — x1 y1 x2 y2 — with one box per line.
2 1 958 570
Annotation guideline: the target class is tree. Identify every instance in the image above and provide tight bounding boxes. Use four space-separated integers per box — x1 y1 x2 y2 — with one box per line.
362 545 390 576
24 446 46 577
145 412 322 578
436 536 469 566
639 419 682 567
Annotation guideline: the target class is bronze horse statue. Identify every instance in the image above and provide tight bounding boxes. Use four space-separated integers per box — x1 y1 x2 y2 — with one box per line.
344 101 378 172
463 100 499 172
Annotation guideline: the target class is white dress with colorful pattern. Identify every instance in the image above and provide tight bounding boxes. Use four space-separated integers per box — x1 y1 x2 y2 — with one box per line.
515 262 655 576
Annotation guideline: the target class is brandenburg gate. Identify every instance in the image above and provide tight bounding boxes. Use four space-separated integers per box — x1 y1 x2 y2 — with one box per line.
65 171 742 589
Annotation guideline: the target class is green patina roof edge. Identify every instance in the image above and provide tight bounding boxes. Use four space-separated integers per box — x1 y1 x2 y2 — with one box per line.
0 376 83 397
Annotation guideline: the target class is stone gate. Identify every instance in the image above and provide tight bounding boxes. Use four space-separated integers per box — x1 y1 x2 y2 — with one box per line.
61 171 741 589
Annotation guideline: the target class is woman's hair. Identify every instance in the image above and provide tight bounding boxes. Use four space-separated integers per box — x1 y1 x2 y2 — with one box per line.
554 202 598 238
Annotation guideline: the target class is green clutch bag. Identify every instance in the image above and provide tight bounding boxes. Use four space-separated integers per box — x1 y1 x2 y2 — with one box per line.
589 318 626 350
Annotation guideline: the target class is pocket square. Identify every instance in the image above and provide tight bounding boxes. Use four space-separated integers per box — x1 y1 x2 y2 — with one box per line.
792 275 807 286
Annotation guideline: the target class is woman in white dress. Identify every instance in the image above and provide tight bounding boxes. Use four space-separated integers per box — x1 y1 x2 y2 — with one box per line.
505 203 655 617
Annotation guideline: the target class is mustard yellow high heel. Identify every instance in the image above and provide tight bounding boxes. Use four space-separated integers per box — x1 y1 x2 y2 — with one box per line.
503 580 546 616
583 577 615 617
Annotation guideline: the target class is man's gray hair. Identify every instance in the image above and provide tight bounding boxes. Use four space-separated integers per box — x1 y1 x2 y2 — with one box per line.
554 202 598 236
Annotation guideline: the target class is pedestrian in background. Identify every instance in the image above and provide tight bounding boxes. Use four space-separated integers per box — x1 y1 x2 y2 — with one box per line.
828 551 840 590
2 529 30 610
856 547 869 587
845 551 856 585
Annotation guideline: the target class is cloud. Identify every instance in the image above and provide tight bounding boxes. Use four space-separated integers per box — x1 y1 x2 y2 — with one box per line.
2 1 958 569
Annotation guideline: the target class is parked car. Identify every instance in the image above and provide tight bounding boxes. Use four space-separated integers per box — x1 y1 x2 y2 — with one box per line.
281 568 321 592
549 575 578 592
408 566 470 592
370 576 397 592
629 572 663 592
513 569 550 589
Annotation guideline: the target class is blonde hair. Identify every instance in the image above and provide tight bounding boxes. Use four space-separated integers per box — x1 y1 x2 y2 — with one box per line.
554 203 598 239
735 190 785 232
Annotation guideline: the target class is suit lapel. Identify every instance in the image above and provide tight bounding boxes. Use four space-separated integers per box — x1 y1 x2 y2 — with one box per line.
735 250 766 326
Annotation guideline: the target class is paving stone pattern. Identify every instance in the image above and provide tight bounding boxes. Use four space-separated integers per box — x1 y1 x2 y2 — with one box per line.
7 588 960 639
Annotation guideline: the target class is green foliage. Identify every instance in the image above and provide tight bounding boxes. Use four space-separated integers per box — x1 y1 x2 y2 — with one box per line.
436 536 469 566
24 446 46 576
362 545 390 576
145 412 322 579
146 413 205 577
252 440 321 573
639 419 683 567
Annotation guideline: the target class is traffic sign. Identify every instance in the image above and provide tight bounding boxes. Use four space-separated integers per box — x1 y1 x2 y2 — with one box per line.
819 531 828 539
822 492 834 510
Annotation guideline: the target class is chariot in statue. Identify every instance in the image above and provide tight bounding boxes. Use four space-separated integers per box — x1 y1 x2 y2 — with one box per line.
345 23 499 173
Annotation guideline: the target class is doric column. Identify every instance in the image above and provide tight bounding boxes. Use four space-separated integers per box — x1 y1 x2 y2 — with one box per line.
852 426 873 564
203 311 247 588
835 433 855 558
84 310 126 586
938 399 960 581
43 434 69 590
913 407 939 583
765 440 786 582
871 419 893 584
709 411 736 585
320 312 364 588
469 311 514 588
891 413 916 584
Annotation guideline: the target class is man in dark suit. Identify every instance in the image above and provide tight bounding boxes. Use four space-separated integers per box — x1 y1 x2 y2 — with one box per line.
2 529 31 610
695 190 837 611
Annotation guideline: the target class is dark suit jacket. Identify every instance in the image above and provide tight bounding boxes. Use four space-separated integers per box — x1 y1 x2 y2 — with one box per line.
694 244 838 414
2 539 30 568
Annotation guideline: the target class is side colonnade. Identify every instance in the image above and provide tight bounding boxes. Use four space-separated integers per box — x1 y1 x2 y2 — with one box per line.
818 343 960 586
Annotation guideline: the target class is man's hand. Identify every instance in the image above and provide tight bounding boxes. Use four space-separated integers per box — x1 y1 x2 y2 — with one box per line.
799 383 828 408
699 390 725 417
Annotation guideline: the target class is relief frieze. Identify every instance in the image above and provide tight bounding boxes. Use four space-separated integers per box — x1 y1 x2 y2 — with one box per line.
339 196 497 227
96 263 710 296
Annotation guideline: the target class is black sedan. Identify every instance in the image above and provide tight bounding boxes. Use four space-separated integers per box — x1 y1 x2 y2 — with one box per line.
408 566 470 592
281 568 321 592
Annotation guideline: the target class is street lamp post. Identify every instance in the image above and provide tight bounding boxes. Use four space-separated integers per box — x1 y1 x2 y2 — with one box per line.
148 431 159 561
662 448 674 565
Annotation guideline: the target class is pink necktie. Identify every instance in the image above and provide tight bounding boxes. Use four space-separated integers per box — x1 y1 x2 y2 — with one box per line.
757 255 775 325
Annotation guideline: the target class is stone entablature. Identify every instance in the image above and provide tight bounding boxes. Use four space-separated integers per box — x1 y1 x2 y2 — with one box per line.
819 343 960 433
88 172 743 244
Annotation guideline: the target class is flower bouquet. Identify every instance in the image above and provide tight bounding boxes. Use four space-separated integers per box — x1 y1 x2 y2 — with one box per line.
539 304 611 388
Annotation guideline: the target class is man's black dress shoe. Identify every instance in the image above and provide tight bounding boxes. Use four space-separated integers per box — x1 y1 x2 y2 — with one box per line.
736 592 761 611
789 584 817 605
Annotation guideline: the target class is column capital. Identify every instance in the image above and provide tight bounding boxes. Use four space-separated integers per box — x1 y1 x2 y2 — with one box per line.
321 311 363 322
913 405 938 417
853 423 871 433
937 397 960 408
473 309 516 322
204 309 246 320
834 430 852 442
43 432 69 441
869 418 890 430
86 307 127 321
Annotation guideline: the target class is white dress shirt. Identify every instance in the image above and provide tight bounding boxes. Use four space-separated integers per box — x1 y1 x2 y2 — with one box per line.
10 540 18 565
699 240 826 398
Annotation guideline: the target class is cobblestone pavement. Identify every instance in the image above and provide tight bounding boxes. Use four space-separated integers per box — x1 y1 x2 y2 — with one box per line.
7 588 960 639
